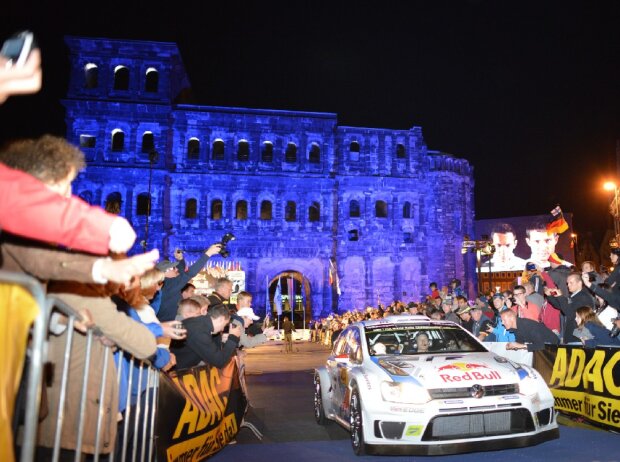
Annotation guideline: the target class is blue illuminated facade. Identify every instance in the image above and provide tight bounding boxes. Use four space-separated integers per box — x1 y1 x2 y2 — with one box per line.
63 37 475 317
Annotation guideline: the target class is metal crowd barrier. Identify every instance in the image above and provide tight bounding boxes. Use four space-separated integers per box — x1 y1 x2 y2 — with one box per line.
1 271 161 462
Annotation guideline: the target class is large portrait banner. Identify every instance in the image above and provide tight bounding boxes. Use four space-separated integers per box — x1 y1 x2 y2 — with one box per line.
534 345 620 431
156 360 247 461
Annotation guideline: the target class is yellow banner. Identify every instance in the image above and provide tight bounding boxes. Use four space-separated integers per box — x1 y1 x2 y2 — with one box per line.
165 413 238 462
552 389 620 430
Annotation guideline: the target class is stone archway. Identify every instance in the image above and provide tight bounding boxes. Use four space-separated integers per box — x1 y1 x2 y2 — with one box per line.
268 271 311 329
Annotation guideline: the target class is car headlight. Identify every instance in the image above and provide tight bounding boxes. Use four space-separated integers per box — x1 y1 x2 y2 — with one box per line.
380 381 431 404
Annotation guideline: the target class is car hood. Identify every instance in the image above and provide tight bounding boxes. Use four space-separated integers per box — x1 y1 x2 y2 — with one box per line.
371 352 527 388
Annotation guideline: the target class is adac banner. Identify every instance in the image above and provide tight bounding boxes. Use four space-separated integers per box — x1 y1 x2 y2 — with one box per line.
533 344 620 431
156 359 247 461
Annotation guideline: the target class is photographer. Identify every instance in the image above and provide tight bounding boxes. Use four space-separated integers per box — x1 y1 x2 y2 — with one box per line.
546 272 595 343
156 244 222 322
172 300 241 370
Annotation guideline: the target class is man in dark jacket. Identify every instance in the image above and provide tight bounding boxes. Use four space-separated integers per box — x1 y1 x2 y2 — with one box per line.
156 244 221 322
172 300 242 370
546 272 595 343
500 309 559 351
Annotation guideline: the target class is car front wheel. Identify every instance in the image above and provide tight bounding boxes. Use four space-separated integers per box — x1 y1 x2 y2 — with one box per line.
314 374 329 425
350 387 367 455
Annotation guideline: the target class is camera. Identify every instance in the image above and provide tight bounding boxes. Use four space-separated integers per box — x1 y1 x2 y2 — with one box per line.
218 232 236 258
587 271 597 283
1 31 35 67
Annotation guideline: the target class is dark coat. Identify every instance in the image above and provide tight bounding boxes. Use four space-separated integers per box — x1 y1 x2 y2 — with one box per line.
547 289 595 343
510 317 559 351
171 315 239 370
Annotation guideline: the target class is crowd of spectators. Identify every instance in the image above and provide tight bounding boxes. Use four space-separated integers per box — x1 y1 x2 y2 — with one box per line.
310 262 620 352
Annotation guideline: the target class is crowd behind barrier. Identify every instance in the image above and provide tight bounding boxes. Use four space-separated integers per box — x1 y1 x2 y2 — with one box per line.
2 271 162 462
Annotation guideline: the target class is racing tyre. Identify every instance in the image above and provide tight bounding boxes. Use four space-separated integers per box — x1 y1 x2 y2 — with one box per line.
350 387 367 456
314 374 329 425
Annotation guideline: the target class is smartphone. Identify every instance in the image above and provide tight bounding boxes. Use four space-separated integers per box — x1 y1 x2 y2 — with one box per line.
1 31 35 67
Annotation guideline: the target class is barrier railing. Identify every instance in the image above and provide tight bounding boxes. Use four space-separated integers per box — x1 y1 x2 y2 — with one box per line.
0 270 160 462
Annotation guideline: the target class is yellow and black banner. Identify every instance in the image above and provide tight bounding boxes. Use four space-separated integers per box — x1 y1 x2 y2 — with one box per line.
534 345 620 431
156 359 247 461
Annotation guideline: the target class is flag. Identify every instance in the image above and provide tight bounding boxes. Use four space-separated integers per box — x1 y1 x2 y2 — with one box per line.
274 277 282 315
546 205 569 235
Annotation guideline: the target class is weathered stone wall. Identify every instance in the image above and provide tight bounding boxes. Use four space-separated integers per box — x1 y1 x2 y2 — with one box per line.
65 37 475 316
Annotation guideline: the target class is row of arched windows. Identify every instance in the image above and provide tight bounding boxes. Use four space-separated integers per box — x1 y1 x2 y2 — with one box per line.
189 138 321 163
98 192 322 222
84 63 159 92
348 200 414 219
348 141 408 160
92 191 412 222
187 199 321 222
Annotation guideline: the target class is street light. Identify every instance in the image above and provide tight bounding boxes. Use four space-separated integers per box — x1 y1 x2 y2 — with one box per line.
603 181 620 245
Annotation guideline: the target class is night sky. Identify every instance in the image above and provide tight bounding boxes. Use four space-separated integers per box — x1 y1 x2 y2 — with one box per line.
2 1 619 243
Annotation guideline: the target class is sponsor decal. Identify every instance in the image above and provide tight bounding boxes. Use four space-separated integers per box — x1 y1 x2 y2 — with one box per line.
390 406 425 413
538 345 620 430
437 362 501 383
405 425 423 436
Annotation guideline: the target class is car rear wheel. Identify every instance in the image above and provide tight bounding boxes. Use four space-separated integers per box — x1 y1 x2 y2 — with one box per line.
314 374 329 425
350 388 367 455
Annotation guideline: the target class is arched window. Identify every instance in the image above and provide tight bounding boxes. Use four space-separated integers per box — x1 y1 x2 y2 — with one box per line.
261 141 273 162
236 200 248 220
141 131 154 153
105 192 122 214
375 200 388 218
309 143 320 163
349 141 360 161
79 191 93 205
84 63 98 89
187 138 200 160
111 129 124 152
396 143 406 159
237 140 249 161
349 200 360 218
212 139 225 160
79 135 96 148
137 193 151 216
403 201 411 219
185 198 197 219
285 201 297 222
145 67 159 93
285 142 297 163
308 201 320 222
113 65 129 91
260 200 272 220
211 199 223 220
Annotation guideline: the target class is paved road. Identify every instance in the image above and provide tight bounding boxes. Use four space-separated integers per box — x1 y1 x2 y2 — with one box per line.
213 340 618 462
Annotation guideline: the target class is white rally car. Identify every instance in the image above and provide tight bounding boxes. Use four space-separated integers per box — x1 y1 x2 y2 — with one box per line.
314 315 559 455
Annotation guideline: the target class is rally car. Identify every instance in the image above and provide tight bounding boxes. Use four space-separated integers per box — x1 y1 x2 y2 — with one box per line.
314 315 559 455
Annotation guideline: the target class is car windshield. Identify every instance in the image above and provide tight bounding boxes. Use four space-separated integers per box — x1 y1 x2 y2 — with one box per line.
365 324 487 355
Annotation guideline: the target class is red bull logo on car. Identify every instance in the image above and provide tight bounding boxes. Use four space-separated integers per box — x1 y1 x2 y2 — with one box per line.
438 362 501 382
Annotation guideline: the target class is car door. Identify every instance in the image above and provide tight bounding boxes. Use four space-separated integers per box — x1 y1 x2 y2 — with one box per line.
326 327 350 416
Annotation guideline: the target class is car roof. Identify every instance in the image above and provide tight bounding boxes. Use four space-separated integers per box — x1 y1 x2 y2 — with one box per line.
358 314 459 329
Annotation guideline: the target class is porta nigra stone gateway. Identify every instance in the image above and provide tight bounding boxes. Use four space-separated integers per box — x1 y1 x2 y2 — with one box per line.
64 36 475 317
